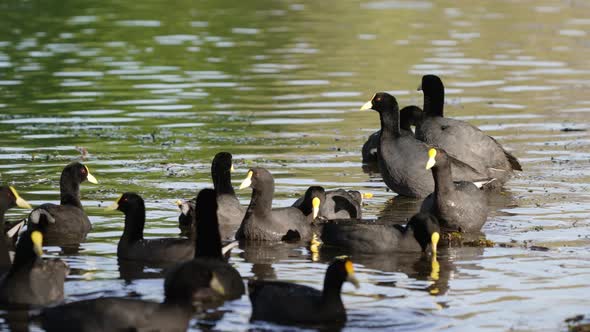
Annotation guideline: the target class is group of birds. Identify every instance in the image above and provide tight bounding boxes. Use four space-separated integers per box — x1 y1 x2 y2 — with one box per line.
0 74 521 331
361 75 521 231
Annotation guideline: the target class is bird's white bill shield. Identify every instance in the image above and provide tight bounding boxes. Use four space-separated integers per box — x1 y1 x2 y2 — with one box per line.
360 100 373 111
85 166 98 184
239 171 253 190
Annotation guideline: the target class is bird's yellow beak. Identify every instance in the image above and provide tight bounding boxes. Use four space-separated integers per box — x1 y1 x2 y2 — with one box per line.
431 231 440 256
426 148 437 170
85 166 98 184
31 230 43 257
230 164 235 172
106 194 122 210
9 186 32 209
312 197 321 219
345 260 360 288
239 171 253 190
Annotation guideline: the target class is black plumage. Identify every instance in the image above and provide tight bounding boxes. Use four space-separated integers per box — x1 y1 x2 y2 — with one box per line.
35 236 197 332
37 206 243 329
176 152 245 240
176 197 195 237
236 168 312 241
165 188 245 305
27 162 97 245
35 297 192 332
0 228 68 305
362 105 423 164
110 193 194 264
292 186 324 221
249 256 359 326
0 186 32 275
420 148 489 232
320 213 440 254
293 186 363 220
415 74 522 183
323 189 363 219
361 92 490 198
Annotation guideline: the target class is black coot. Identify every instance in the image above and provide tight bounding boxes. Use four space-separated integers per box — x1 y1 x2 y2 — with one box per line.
415 74 522 183
236 168 312 241
27 162 97 245
249 256 359 326
109 193 194 264
361 92 490 198
420 148 489 232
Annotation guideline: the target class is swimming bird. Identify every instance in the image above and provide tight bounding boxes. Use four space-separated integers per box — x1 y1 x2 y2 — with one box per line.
165 188 245 305
420 148 488 232
236 168 312 241
415 74 522 183
35 295 193 332
291 186 323 221
175 197 195 237
0 228 68 305
320 213 440 254
176 152 245 240
362 105 423 164
293 186 363 220
27 162 97 245
0 186 32 274
361 92 490 198
109 193 194 264
249 256 359 326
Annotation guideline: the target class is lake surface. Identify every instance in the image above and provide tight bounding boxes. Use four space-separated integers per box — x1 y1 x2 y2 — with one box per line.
1 0 590 331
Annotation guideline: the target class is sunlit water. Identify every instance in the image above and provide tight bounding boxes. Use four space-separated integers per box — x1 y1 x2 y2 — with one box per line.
1 0 590 331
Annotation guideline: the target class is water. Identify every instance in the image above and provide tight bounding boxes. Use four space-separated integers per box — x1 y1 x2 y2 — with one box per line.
1 0 590 331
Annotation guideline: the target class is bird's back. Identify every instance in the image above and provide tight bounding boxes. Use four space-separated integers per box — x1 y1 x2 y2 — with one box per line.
36 297 190 332
164 257 244 303
418 116 515 176
118 237 194 264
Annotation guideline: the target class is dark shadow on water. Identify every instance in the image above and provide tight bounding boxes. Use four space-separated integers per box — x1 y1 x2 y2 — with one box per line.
486 189 518 217
58 244 81 255
251 263 277 281
239 241 306 265
246 319 345 332
190 307 229 332
117 259 169 282
0 308 31 332
318 246 484 297
376 196 423 224
43 236 87 248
